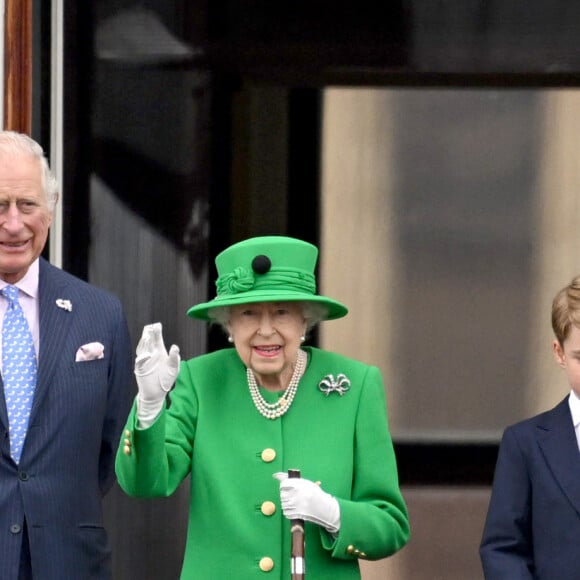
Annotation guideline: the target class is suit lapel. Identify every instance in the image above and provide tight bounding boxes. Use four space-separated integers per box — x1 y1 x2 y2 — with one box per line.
28 260 75 424
537 397 580 516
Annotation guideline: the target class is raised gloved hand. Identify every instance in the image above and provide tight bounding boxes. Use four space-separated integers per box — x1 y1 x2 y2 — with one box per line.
273 472 341 533
134 322 181 426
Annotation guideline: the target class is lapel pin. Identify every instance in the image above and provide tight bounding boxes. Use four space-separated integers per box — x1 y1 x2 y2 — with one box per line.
56 299 72 312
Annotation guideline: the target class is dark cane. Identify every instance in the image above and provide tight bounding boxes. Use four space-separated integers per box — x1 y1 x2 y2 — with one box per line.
288 469 305 579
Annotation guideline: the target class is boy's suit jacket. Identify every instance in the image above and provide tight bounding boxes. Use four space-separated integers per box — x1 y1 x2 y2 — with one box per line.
0 258 133 579
480 396 580 579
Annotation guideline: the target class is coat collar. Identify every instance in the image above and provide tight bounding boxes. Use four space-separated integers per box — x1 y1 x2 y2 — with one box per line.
536 396 580 516
31 259 76 423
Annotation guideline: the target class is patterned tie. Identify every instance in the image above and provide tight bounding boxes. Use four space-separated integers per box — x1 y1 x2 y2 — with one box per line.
2 285 37 463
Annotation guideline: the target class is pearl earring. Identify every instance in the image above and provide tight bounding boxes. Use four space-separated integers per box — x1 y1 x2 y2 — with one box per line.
300 336 305 343
228 336 233 343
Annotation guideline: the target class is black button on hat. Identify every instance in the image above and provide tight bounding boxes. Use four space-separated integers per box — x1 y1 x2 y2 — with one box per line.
252 255 271 274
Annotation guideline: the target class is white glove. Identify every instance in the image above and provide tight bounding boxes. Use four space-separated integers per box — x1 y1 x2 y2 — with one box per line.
134 322 181 427
273 472 341 533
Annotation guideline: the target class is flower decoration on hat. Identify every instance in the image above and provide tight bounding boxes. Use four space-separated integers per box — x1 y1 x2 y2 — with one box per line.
318 373 351 396
216 266 255 295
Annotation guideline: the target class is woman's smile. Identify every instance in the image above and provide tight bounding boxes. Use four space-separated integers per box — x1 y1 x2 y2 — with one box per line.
253 345 282 357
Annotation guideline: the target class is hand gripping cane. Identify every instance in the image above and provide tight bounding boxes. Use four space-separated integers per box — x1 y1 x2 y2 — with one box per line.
288 469 305 579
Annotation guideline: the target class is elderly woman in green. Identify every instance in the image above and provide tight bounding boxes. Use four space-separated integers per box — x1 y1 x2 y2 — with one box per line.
115 235 409 579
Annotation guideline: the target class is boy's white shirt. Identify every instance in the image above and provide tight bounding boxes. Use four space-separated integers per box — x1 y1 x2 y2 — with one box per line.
568 390 580 452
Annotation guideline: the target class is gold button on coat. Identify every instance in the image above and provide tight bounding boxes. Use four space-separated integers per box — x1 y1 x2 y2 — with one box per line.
123 430 132 455
261 501 276 516
261 448 276 462
259 557 274 572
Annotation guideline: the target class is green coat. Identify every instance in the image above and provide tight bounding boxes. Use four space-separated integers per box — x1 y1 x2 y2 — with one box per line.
115 346 409 579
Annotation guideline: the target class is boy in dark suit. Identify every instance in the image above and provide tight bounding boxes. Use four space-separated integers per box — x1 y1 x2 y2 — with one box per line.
480 275 580 579
0 131 133 579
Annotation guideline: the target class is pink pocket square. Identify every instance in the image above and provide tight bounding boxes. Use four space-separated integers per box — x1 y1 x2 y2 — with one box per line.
75 342 105 362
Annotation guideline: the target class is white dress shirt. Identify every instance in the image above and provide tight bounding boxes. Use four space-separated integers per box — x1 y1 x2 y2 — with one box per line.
568 389 580 453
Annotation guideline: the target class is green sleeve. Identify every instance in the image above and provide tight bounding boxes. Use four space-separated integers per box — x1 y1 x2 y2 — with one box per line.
325 365 410 560
115 362 198 497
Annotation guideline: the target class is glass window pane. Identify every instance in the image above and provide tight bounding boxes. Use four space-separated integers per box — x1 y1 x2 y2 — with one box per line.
320 88 579 442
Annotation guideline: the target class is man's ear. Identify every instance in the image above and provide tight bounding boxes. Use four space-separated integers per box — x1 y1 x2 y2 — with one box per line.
553 339 566 367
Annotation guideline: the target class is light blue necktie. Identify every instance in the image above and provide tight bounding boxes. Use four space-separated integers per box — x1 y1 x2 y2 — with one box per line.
2 285 37 464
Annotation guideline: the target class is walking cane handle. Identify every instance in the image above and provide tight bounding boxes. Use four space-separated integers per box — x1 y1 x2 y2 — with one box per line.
288 469 305 579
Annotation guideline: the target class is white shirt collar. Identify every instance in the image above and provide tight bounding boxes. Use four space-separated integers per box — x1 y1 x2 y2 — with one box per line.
568 389 580 428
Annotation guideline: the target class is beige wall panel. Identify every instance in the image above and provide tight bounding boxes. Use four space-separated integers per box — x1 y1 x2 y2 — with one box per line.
319 87 402 413
527 90 580 415
361 486 490 580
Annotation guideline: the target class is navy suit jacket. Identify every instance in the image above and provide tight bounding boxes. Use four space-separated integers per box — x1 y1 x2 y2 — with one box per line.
0 258 133 580
480 396 580 579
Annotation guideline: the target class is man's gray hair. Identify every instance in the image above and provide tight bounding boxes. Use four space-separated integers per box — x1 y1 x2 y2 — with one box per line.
0 130 59 211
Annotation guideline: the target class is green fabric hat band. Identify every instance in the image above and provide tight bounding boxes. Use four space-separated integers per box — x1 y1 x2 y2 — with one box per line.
216 266 316 297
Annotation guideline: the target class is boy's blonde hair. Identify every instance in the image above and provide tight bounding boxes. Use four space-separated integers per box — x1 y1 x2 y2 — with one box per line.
551 275 580 345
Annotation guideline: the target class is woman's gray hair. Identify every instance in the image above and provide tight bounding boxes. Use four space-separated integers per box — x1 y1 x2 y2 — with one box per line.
208 301 328 335
0 131 59 211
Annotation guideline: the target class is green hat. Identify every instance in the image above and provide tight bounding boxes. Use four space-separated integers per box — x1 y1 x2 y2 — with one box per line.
187 235 348 321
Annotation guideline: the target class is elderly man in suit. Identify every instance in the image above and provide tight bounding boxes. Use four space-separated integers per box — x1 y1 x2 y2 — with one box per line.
0 130 133 579
480 275 580 579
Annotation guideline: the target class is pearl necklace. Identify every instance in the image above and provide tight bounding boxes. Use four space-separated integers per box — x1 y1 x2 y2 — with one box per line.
247 349 307 419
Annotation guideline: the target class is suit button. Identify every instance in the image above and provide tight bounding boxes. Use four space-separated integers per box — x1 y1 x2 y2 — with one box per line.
10 524 21 534
18 471 29 481
261 501 276 516
261 448 276 462
259 557 274 572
